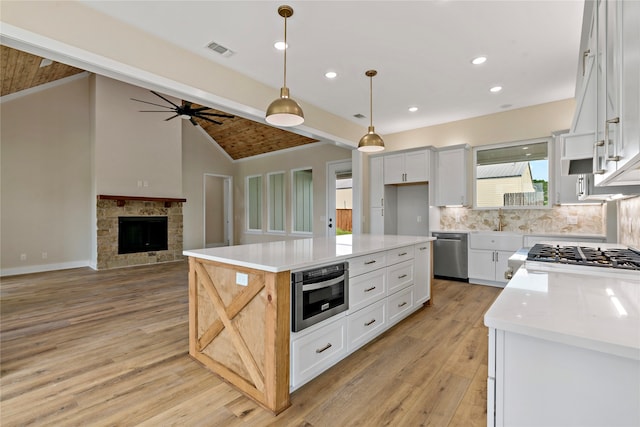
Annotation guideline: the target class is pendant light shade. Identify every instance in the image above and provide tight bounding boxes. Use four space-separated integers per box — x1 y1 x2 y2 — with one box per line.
266 5 304 127
358 70 384 152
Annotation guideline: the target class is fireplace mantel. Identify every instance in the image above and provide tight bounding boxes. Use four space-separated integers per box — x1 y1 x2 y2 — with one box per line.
97 194 186 208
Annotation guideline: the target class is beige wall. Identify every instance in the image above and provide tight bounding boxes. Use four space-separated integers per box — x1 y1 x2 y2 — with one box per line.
93 76 182 198
182 122 235 250
384 99 575 151
1 76 92 273
235 144 353 244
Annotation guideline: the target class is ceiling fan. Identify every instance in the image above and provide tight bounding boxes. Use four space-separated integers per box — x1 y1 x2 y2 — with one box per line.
131 90 234 125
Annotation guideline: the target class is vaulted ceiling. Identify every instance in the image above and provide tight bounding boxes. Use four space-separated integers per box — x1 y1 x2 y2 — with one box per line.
0 45 318 160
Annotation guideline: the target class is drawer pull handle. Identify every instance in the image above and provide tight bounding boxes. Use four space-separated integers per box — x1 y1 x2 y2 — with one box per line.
398 302 408 308
315 343 332 354
364 286 377 292
419 247 427 251
364 319 376 326
398 252 408 256
398 274 408 279
364 260 377 265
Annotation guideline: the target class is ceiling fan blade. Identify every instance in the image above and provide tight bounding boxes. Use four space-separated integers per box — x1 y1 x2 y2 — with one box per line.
138 110 177 112
190 105 213 112
150 90 180 108
164 114 180 121
194 115 223 125
189 118 198 126
197 111 235 118
130 98 174 109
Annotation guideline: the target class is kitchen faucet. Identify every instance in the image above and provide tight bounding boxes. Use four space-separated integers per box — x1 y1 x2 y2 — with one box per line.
497 208 505 231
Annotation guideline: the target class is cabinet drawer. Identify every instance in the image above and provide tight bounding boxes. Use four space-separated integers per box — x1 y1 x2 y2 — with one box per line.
348 251 386 278
349 269 386 313
387 285 415 326
291 317 347 389
347 299 387 352
387 259 414 294
386 246 414 266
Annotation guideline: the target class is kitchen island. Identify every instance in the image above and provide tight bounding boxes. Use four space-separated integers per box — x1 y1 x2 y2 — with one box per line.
484 263 640 426
184 234 434 414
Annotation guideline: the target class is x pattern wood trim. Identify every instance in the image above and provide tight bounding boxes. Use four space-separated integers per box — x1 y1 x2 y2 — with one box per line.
194 262 266 393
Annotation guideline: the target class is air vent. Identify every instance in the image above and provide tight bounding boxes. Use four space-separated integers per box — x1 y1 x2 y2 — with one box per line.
207 42 235 58
353 113 366 119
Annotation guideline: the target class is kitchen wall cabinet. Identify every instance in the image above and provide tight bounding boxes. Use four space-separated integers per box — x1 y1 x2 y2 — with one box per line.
435 145 471 206
383 149 431 184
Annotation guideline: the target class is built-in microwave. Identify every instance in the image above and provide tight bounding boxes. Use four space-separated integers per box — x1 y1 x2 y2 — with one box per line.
291 262 349 332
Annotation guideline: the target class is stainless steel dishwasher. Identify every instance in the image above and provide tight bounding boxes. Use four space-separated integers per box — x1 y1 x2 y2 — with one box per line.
431 232 468 281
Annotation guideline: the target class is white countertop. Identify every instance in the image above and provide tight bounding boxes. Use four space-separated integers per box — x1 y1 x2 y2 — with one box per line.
183 234 435 272
485 264 640 360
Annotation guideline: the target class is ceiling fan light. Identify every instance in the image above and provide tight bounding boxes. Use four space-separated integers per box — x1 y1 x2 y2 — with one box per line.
358 126 385 152
179 114 191 120
266 87 304 126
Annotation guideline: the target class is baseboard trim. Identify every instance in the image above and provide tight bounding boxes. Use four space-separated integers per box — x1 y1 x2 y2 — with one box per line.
0 260 92 277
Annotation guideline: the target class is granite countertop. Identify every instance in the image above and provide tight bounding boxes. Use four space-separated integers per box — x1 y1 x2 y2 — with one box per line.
183 234 435 273
484 265 640 360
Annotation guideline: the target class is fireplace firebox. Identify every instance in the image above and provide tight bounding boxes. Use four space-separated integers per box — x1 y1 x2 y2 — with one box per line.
118 216 168 254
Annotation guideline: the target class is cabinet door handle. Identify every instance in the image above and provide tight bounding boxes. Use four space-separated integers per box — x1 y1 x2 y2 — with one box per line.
364 286 377 292
495 252 499 262
577 176 585 197
398 274 408 279
605 117 621 161
593 140 605 174
315 343 332 354
364 260 377 265
364 319 376 326
381 198 384 207
398 301 408 308
492 252 495 262
582 48 591 76
398 252 408 256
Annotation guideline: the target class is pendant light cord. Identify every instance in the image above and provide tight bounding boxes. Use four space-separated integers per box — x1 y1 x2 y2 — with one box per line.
283 14 288 89
369 75 373 128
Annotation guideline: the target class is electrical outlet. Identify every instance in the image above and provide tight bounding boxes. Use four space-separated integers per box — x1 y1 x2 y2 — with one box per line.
567 215 578 225
20 253 27 261
42 252 48 259
417 215 422 223
143 180 149 187
236 272 248 286
137 180 143 187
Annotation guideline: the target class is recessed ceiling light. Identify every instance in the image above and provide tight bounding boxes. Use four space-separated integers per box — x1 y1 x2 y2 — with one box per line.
274 41 288 50
325 71 337 79
490 86 503 93
522 146 529 150
471 56 487 65
408 106 418 112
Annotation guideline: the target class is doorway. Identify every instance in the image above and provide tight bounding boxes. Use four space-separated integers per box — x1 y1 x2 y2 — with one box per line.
327 160 353 237
204 174 233 247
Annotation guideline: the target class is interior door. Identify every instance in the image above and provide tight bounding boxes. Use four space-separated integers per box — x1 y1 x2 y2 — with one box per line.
204 174 233 247
327 160 352 236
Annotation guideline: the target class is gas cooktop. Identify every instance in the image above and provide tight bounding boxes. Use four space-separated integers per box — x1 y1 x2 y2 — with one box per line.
527 243 640 271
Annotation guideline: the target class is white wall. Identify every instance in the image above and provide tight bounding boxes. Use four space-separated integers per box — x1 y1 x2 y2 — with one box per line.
1 76 92 274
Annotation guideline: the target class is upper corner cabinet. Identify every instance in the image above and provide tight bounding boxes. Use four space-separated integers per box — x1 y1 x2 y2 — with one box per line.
383 149 431 184
435 146 471 206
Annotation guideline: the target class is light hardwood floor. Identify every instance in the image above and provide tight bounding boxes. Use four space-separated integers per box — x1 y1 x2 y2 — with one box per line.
1 261 500 426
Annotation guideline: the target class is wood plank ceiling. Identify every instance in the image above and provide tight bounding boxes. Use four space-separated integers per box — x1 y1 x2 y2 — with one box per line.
0 45 318 160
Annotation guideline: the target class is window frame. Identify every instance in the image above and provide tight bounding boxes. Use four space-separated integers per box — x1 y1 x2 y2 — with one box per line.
291 167 313 235
245 174 263 233
267 171 286 234
472 137 553 210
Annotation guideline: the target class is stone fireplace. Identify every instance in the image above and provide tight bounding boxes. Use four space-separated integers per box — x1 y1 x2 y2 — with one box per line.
96 195 185 269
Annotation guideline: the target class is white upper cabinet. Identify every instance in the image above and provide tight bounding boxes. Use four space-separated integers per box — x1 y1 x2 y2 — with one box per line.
383 149 431 184
435 146 471 206
593 0 640 185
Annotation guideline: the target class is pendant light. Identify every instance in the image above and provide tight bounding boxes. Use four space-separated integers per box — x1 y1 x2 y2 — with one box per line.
265 5 304 127
358 70 385 152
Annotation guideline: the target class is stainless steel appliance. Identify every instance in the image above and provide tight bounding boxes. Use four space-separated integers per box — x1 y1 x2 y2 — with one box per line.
291 262 349 332
526 243 640 271
432 232 468 281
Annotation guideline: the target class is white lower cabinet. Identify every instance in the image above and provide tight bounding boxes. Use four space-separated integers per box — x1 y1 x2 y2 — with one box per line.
387 285 415 326
290 315 347 390
468 249 512 286
347 299 386 352
291 243 431 391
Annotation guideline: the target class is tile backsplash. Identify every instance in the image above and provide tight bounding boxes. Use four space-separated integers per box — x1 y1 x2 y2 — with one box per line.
439 205 605 235
618 196 640 247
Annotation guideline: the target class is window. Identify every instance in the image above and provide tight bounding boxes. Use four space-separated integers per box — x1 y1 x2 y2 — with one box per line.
267 171 285 232
474 139 550 208
246 175 262 231
292 168 313 233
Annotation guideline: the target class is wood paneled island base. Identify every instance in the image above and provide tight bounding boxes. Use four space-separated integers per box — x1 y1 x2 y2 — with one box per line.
188 257 291 414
